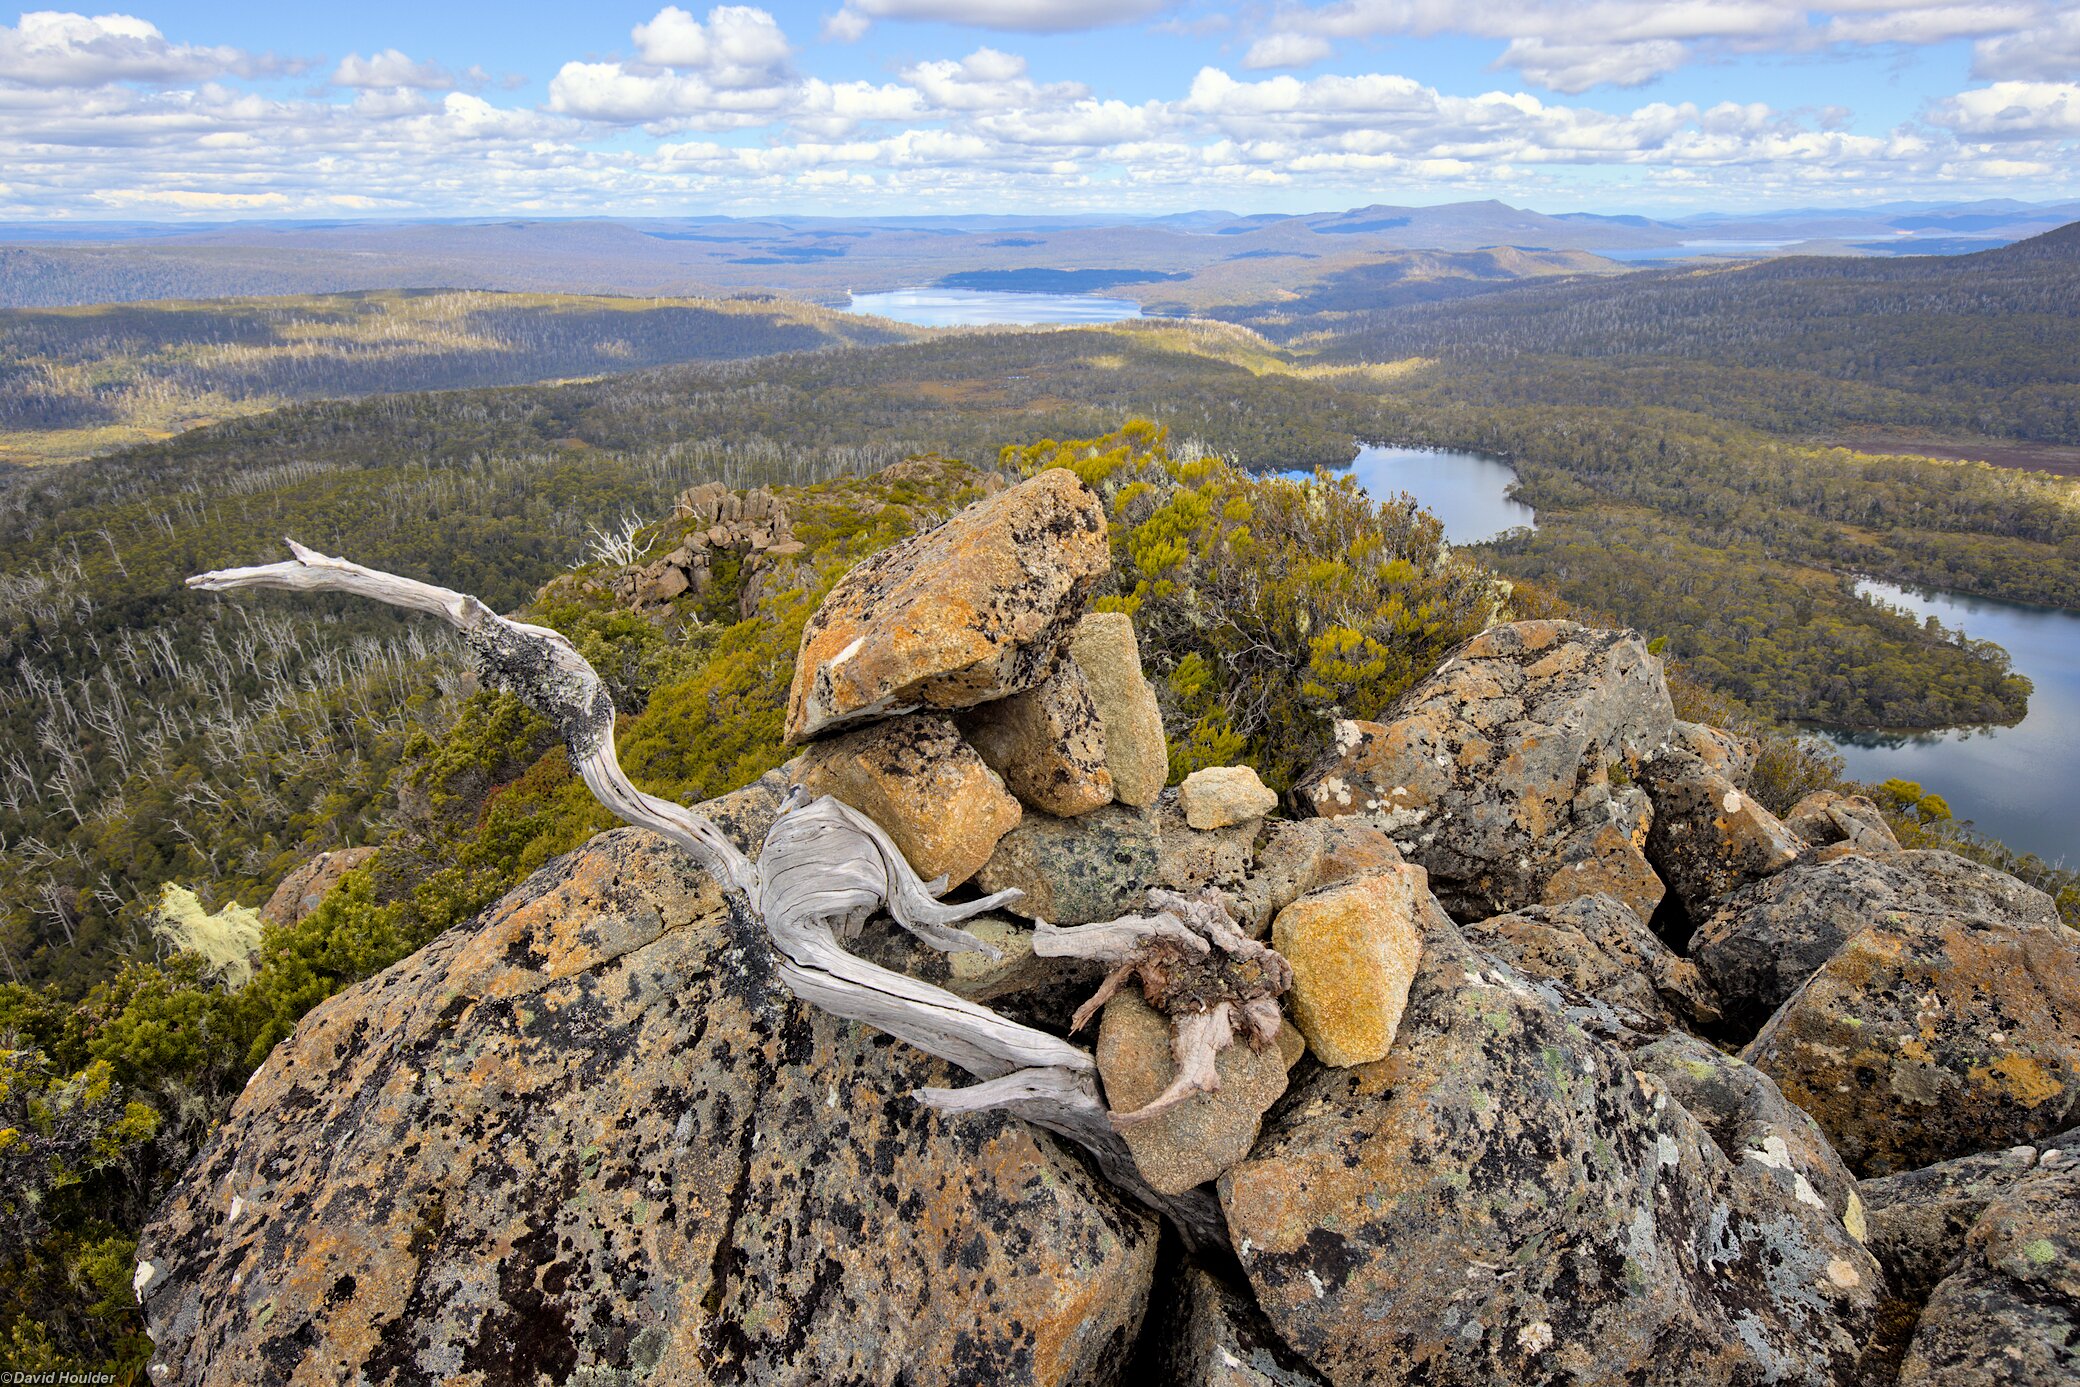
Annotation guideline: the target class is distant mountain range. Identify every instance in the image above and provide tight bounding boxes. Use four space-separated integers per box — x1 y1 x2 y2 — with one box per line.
1 198 2075 310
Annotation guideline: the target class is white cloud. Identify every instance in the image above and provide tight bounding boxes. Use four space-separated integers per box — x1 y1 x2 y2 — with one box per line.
1243 33 1334 70
332 49 456 91
1972 9 2080 80
1824 4 2034 46
0 11 249 88
1929 80 2080 138
633 5 791 83
838 0 1174 34
823 8 872 42
901 47 1088 111
1497 37 1689 92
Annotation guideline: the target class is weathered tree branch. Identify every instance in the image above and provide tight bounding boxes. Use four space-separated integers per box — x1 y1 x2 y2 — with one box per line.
189 541 1228 1246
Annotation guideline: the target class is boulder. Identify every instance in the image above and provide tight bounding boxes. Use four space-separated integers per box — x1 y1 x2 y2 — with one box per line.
1744 881 2080 1175
1141 1266 1329 1386
791 712 1021 889
1068 612 1168 808
1229 818 1405 935
1863 1144 2045 1308
1899 1158 2080 1387
1461 894 1721 1031
1179 767 1278 831
1271 867 1432 1068
1155 790 1258 900
785 468 1108 742
974 801 1160 925
960 659 1115 817
687 764 794 858
135 830 1158 1386
1638 746 1804 915
1294 621 1675 920
1783 790 1901 857
1096 990 1293 1197
1535 785 1667 925
261 846 379 927
1219 917 1881 1387
1672 719 1757 789
1692 849 2058 1034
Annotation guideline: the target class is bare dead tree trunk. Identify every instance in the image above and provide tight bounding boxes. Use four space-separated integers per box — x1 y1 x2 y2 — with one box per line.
190 541 1237 1247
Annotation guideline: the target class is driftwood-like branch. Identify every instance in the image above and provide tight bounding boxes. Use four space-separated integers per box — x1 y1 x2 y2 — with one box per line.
189 542 1226 1246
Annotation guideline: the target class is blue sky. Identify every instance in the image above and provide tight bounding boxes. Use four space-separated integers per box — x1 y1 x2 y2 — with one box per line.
2 2 2076 220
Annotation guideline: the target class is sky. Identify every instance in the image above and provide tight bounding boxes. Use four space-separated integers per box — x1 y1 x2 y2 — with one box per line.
0 2 2076 220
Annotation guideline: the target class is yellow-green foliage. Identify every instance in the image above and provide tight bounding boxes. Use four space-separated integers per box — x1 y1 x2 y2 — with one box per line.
1006 421 1495 788
149 886 264 991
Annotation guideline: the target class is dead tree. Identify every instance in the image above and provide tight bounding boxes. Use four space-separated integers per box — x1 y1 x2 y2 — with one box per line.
188 542 1288 1249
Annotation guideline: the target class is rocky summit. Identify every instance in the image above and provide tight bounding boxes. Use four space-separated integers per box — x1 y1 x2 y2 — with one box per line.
134 468 2080 1386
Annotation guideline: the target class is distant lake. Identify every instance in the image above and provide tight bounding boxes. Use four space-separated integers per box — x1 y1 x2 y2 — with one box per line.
846 288 1143 327
1821 581 2080 865
1327 444 1538 545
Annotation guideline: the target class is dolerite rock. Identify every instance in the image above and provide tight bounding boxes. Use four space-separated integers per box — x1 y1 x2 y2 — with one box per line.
1692 849 2058 1034
134 830 1158 1386
1461 894 1721 1031
1229 819 1405 936
1863 1132 2078 1309
1535 784 1667 925
1632 1033 1864 1233
792 712 1021 888
1069 613 1168 809
974 801 1160 925
1671 719 1758 789
686 764 794 857
1638 746 1804 915
1743 871 2080 1175
1179 767 1278 831
261 845 379 926
1294 621 1675 920
1783 790 1900 857
960 659 1115 817
1142 1266 1329 1386
1219 918 1881 1387
785 468 1108 742
1096 990 1293 1196
1155 791 1258 899
1271 867 1433 1068
1899 1157 2080 1387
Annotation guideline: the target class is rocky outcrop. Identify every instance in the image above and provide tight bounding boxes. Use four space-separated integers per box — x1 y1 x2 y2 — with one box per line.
785 468 1108 742
1638 745 1804 915
136 830 1158 1386
1294 621 1674 920
1271 867 1433 1067
792 712 1022 888
960 659 1115 817
1141 1266 1330 1386
1534 784 1666 924
974 801 1161 925
1898 1153 2080 1387
1178 766 1277 831
1461 894 1721 1031
1227 818 1405 935
1744 880 2080 1174
618 482 802 615
1068 613 1168 808
260 846 379 927
1783 789 1901 857
1219 916 1881 1386
1691 849 2059 1033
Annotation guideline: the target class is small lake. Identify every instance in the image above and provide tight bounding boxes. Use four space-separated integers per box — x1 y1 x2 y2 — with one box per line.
846 288 1143 327
1822 582 2080 865
1329 446 2080 864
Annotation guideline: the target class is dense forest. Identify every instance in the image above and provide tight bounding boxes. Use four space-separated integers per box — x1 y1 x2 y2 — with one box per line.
0 290 915 466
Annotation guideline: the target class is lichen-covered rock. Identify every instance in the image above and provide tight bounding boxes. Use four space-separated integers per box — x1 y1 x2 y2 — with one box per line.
1271 867 1431 1067
785 467 1109 742
1783 790 1901 857
1156 791 1258 899
960 660 1115 818
1142 1266 1329 1386
1863 1144 2044 1309
261 845 379 927
1639 746 1804 914
1744 890 2080 1175
974 800 1160 925
1672 719 1758 789
1069 612 1167 808
687 764 794 858
1228 818 1405 935
1294 621 1675 920
1692 849 2058 1034
1179 766 1278 831
135 830 1158 1386
1898 1158 2080 1387
1096 990 1291 1197
1462 894 1721 1031
1219 917 1881 1387
1632 1032 1863 1231
792 712 1021 888
1536 785 1667 925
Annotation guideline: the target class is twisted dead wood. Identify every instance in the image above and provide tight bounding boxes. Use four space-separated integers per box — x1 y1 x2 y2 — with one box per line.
189 541 1234 1245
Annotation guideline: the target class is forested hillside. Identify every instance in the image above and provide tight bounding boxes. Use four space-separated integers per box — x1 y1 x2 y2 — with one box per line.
0 290 916 466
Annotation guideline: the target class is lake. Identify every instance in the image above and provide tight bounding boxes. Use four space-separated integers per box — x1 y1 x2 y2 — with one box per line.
847 288 1143 327
1332 445 2080 864
1822 582 2080 865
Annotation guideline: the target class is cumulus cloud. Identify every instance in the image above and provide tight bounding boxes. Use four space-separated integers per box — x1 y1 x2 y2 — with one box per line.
830 0 1173 35
1929 80 2080 138
1243 33 1334 70
1498 37 1688 92
633 5 791 82
547 6 795 126
0 11 249 87
332 49 456 90
1972 9 2080 80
